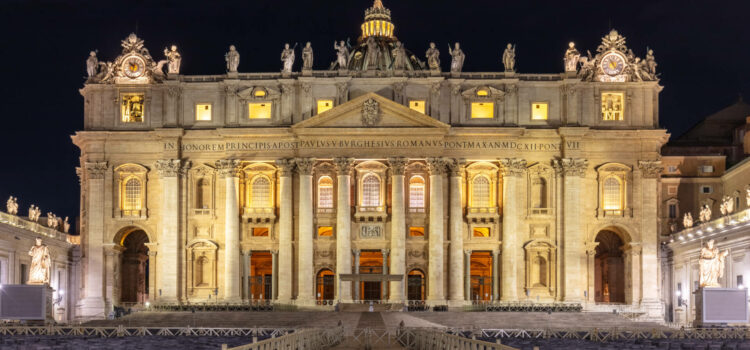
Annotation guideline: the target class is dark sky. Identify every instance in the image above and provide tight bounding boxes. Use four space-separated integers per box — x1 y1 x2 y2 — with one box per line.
1 0 748 225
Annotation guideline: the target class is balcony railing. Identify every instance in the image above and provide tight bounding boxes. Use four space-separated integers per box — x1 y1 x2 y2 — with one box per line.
0 211 76 244
354 206 387 222
466 207 500 223
242 207 276 223
670 207 750 244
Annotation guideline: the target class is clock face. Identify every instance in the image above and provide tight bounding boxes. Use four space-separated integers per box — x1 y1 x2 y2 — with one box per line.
601 52 626 76
122 56 146 79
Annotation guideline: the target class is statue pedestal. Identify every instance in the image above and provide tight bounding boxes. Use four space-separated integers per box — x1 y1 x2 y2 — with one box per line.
338 69 349 76
564 71 577 78
302 68 312 76
0 284 55 323
693 288 749 327
226 72 239 79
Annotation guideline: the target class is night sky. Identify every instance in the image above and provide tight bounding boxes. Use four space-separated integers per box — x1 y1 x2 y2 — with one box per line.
1 0 748 227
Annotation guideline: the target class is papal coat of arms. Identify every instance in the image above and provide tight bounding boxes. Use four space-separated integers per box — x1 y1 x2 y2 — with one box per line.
361 98 381 126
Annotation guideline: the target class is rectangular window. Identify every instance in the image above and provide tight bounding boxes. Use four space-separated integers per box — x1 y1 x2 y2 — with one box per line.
701 186 713 194
252 227 269 237
409 227 425 237
473 227 490 237
601 92 624 121
196 103 212 121
20 264 27 285
249 102 272 119
318 226 333 237
667 185 678 195
667 165 677 173
668 204 677 219
121 93 145 123
317 100 334 114
471 102 494 119
409 100 426 114
738 275 744 288
531 102 548 120
700 165 714 173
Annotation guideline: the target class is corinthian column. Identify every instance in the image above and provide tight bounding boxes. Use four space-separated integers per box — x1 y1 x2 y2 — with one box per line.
556 158 588 302
296 158 316 304
388 157 408 303
638 160 663 308
448 159 466 303
499 158 526 301
216 159 241 301
156 159 182 302
427 158 447 303
275 158 295 303
81 161 107 318
334 157 355 302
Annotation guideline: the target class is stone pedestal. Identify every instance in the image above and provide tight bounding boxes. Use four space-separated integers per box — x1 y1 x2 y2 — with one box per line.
693 288 749 327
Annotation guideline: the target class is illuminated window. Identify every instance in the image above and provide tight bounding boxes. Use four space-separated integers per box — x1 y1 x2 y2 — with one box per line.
531 102 548 120
476 89 489 97
121 94 145 123
601 92 624 121
530 177 547 208
254 90 267 97
473 227 490 237
122 178 142 215
361 174 381 207
409 227 425 237
318 226 333 237
196 103 212 121
603 176 623 210
409 176 425 208
251 176 271 208
318 176 334 208
249 103 272 119
252 227 269 237
317 100 334 114
471 175 491 207
409 100 426 114
471 102 494 119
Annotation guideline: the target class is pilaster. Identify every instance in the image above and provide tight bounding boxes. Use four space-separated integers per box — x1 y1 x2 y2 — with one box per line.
80 161 107 318
334 157 355 302
216 159 241 301
155 159 182 302
556 158 588 302
426 157 447 303
296 158 316 304
448 158 466 303
638 160 662 304
275 158 295 303
499 158 526 301
388 157 408 303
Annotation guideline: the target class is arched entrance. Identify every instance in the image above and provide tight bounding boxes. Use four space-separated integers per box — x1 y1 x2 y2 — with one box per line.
359 251 385 301
316 269 335 302
470 251 493 301
407 269 425 301
249 252 272 300
595 230 625 303
120 229 149 304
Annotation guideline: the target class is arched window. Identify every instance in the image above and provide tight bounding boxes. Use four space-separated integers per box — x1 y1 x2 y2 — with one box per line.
122 178 142 215
531 177 547 209
603 176 622 210
471 175 491 207
195 178 211 209
362 174 381 207
318 176 334 208
251 176 271 208
409 176 425 208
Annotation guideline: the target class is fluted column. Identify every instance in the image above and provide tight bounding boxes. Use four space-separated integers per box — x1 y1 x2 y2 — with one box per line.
639 160 663 305
464 249 472 301
271 250 278 300
103 243 124 311
499 158 526 301
448 159 466 303
243 251 251 300
353 249 361 301
81 161 107 318
427 158 447 303
556 158 588 302
275 158 295 303
388 157 408 303
334 157 355 302
296 158 316 304
217 159 241 301
382 249 390 300
156 159 182 302
492 249 500 301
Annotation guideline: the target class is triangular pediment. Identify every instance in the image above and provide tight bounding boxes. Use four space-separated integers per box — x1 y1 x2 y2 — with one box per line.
292 92 450 129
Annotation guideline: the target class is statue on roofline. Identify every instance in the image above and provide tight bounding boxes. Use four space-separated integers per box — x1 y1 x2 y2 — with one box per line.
28 237 51 285
699 204 712 223
86 51 99 78
6 196 18 215
225 45 240 73
302 42 314 70
164 45 181 74
448 42 465 73
334 40 350 69
564 42 580 72
683 212 694 229
502 43 516 72
392 41 407 70
425 42 440 72
281 43 296 73
699 239 728 288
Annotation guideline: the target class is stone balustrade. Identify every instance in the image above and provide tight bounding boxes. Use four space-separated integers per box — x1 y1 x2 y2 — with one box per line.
0 210 77 244
670 207 750 244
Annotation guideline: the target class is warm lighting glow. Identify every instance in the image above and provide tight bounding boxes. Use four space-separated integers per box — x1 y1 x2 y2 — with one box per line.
196 103 212 121
476 89 489 97
473 227 490 237
317 176 334 208
317 100 334 114
601 92 624 121
254 90 267 97
602 176 623 210
122 177 142 215
252 227 269 237
471 102 494 119
531 102 548 120
409 176 425 208
121 94 145 123
409 100 426 114
318 226 333 237
409 227 425 237
249 103 272 119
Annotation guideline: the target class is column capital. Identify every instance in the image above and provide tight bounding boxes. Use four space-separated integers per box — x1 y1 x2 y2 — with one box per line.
274 158 295 177
638 160 663 178
499 158 527 177
464 249 472 256
180 160 192 176
447 158 467 177
381 248 390 257
243 250 253 256
352 249 360 257
84 161 108 179
295 158 316 175
552 158 588 177
103 243 126 256
388 157 409 175
216 159 242 178
271 249 279 255
334 157 355 175
426 157 449 175
156 159 182 177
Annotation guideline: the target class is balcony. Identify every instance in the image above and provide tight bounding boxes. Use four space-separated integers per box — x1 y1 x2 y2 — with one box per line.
243 207 276 223
670 207 750 245
530 207 551 216
118 209 147 220
466 207 499 224
354 206 387 222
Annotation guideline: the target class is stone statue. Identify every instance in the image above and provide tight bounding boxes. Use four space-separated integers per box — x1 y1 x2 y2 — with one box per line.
46 212 58 229
699 204 712 223
502 43 516 72
670 222 678 233
645 48 657 76
577 50 595 81
392 41 407 70
366 37 380 70
425 42 440 72
63 216 70 233
164 45 181 74
683 212 694 229
448 42 465 73
29 205 41 222
302 42 313 70
699 239 729 288
334 40 350 69
28 237 51 285
225 45 240 73
6 196 18 215
86 51 99 78
564 42 580 72
720 195 735 216
280 43 295 73
746 187 750 207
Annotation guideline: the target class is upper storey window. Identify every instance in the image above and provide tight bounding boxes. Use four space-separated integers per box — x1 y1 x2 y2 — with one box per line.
409 176 425 208
318 176 334 208
471 102 494 119
250 176 272 208
601 92 624 121
361 173 381 207
196 103 212 121
409 100 426 114
254 90 267 97
603 176 624 211
122 178 142 216
317 100 334 114
471 175 491 207
531 102 548 120
249 103 272 119
121 94 145 123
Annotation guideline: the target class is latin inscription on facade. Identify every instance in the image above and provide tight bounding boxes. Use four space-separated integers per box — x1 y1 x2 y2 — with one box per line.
360 225 382 239
165 140 581 152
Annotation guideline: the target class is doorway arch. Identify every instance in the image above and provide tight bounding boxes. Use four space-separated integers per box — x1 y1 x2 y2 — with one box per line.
407 269 425 301
594 230 625 303
316 269 335 302
118 229 150 304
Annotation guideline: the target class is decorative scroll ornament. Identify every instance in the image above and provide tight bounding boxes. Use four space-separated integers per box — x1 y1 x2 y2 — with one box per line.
553 158 588 177
362 98 381 126
216 159 241 178
426 157 448 175
295 158 316 175
85 161 108 179
155 159 182 177
638 160 663 178
388 157 409 175
576 29 658 83
499 158 527 177
333 157 355 174
274 158 295 177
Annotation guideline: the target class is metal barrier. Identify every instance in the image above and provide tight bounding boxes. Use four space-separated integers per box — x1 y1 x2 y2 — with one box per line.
474 327 750 342
465 301 583 312
0 325 294 338
221 326 343 350
405 329 518 350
